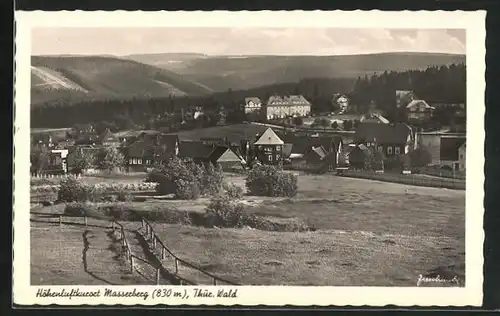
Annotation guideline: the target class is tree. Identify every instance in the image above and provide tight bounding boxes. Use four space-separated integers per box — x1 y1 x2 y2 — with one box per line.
31 146 50 173
71 149 95 173
97 147 125 172
409 147 432 168
320 118 330 131
331 121 339 130
364 146 386 171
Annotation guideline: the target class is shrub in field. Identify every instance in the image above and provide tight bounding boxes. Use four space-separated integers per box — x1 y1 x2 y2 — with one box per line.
222 181 244 199
58 176 101 202
116 189 132 202
204 195 246 228
64 202 102 218
154 157 225 199
245 165 298 197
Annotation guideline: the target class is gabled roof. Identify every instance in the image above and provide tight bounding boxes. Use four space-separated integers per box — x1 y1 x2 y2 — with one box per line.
210 147 243 163
354 122 412 144
254 128 284 145
282 134 342 154
406 99 434 110
178 141 215 159
396 90 416 107
127 141 155 158
245 97 261 105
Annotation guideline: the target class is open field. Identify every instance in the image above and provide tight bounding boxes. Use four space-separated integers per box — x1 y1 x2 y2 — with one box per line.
30 173 465 286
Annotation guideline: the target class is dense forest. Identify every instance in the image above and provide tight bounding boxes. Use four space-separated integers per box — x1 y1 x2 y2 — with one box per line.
31 63 466 131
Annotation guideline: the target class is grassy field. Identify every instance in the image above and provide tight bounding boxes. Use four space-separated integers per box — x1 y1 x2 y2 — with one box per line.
30 173 465 286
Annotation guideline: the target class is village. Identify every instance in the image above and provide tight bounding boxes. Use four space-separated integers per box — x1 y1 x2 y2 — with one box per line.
30 90 466 179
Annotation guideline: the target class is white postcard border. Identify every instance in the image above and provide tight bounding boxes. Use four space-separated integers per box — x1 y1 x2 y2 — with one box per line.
14 10 486 306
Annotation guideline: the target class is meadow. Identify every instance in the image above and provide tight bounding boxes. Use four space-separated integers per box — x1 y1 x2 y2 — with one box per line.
30 173 465 286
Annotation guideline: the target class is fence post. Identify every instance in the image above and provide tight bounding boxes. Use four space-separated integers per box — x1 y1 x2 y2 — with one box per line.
152 235 156 249
59 215 62 226
141 219 145 229
84 216 88 227
174 258 178 274
111 221 114 230
130 256 134 274
161 247 165 260
150 226 154 241
213 278 217 285
156 268 161 285
122 229 126 247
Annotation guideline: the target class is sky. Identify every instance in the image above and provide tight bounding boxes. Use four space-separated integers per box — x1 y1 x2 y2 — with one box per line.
31 28 466 56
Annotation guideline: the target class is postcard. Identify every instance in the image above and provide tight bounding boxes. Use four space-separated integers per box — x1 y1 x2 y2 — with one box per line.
14 10 485 306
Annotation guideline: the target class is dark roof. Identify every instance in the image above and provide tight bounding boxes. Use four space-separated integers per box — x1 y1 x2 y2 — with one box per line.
178 141 216 159
354 122 412 144
440 137 466 161
127 141 154 158
282 134 342 154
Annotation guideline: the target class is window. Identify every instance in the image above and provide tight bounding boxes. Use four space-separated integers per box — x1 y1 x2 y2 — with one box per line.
377 146 383 152
276 145 281 151
268 154 273 162
138 159 142 165
129 159 133 164
460 154 463 159
387 146 393 155
395 147 401 155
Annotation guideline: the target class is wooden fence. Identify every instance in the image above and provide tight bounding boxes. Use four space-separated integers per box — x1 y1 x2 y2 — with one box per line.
51 215 239 285
110 220 164 285
340 170 465 190
140 218 240 286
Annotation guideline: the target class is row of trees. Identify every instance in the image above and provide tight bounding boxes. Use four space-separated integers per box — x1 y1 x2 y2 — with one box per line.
31 63 465 130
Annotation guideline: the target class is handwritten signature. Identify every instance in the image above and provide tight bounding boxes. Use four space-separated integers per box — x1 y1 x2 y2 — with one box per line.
417 274 460 287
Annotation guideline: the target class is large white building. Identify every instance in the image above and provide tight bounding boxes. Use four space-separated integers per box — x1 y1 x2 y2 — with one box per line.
264 95 311 120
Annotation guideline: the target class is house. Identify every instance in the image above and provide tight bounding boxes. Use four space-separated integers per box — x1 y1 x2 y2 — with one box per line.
458 141 466 171
439 137 466 171
264 95 311 120
345 144 370 169
406 100 435 120
252 128 285 165
415 132 466 166
99 128 121 147
126 135 179 172
354 122 414 157
178 141 244 170
244 97 262 114
283 134 345 170
396 90 417 108
66 145 101 173
304 146 329 166
333 94 349 113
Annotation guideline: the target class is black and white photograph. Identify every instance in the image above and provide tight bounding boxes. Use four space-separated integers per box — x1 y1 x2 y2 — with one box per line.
14 10 485 307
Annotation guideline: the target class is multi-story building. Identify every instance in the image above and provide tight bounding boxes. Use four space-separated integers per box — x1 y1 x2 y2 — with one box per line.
244 97 262 114
264 95 311 120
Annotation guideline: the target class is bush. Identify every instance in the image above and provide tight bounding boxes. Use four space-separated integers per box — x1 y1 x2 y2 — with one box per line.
116 189 132 202
154 158 225 199
64 202 102 218
222 182 244 199
204 195 246 228
245 165 298 197
58 176 101 202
